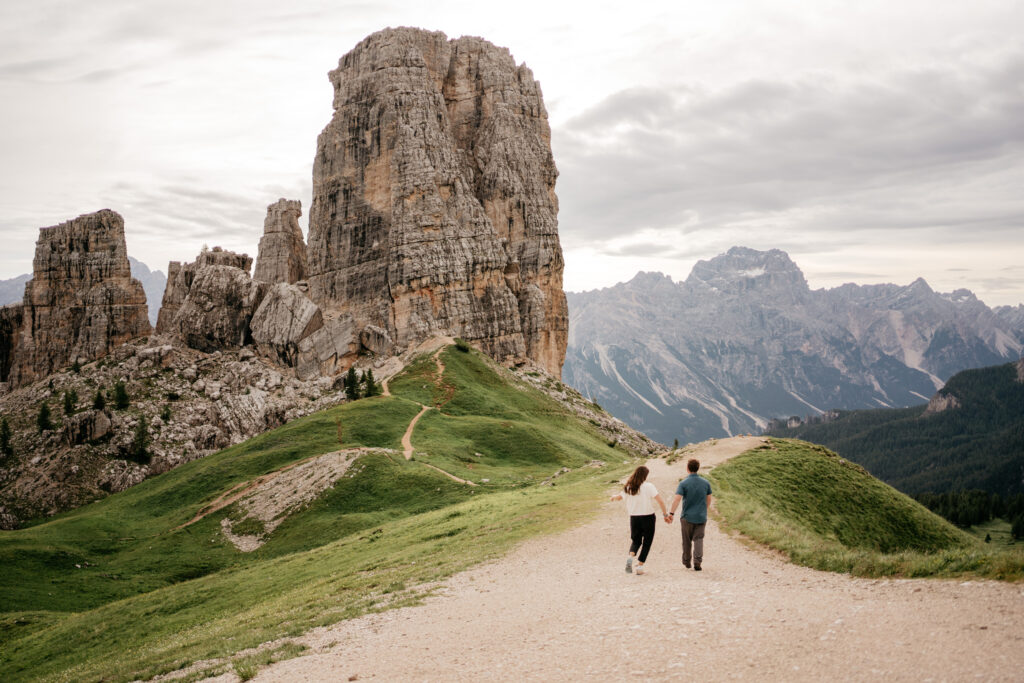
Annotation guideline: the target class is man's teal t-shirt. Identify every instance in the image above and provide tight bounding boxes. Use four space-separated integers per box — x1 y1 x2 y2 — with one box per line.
675 474 712 524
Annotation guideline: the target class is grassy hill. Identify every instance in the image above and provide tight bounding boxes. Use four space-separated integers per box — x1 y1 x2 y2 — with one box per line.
0 344 637 682
710 439 1023 578
764 361 1024 496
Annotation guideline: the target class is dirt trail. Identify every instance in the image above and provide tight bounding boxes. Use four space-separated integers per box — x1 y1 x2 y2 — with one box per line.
253 436 1024 682
401 406 430 460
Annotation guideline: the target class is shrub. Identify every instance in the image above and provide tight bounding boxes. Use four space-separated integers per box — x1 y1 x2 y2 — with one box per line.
454 338 470 353
160 405 172 422
93 388 106 411
1012 515 1024 541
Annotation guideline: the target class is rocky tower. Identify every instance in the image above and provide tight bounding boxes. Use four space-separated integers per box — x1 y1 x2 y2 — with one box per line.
254 199 307 285
306 28 569 376
5 210 150 386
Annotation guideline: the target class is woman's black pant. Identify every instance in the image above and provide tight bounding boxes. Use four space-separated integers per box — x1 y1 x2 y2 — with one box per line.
629 513 656 562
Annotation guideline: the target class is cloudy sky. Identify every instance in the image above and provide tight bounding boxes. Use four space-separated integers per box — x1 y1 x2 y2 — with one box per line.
2 0 1023 305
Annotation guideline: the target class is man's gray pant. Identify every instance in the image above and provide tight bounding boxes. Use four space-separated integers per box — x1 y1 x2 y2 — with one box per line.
680 520 706 568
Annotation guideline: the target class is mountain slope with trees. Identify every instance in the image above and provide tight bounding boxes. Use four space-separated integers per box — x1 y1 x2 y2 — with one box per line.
765 360 1024 498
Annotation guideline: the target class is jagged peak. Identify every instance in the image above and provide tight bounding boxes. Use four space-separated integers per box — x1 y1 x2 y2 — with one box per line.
684 246 809 296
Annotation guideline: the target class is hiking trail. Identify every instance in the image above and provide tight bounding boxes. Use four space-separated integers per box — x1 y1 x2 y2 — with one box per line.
251 435 1024 682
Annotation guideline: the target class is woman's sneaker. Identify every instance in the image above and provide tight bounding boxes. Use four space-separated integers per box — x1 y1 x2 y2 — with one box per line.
625 557 633 573
635 565 645 575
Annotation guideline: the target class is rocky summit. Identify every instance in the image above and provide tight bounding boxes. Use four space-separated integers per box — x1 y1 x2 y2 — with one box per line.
0 210 150 388
306 28 568 377
565 246 1024 445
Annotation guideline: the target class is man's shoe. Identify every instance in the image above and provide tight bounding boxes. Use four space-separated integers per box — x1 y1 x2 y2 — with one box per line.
694 565 702 571
625 557 633 573
683 563 691 569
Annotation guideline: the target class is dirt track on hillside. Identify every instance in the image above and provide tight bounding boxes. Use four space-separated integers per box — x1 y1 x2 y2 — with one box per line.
251 436 1024 682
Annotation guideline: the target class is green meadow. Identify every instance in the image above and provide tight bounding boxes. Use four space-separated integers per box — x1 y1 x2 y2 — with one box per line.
0 345 634 682
710 438 1024 580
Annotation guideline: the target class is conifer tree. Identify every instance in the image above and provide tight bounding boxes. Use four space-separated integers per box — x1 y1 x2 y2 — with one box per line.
344 367 360 401
0 416 12 458
37 403 52 433
93 388 106 411
363 369 379 397
113 381 130 410
129 416 150 463
63 389 78 416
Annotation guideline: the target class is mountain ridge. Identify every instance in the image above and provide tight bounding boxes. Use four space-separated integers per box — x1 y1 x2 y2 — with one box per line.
565 246 1022 445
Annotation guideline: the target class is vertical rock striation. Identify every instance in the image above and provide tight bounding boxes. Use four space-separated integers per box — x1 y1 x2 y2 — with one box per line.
254 199 307 285
4 210 150 386
306 27 568 376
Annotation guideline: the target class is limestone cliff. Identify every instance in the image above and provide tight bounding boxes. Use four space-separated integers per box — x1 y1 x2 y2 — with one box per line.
254 199 307 285
306 28 568 376
4 210 150 387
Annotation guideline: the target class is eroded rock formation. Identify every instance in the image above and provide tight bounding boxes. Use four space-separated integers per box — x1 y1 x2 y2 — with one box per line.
3 210 150 387
156 247 254 335
306 27 568 376
254 199 307 285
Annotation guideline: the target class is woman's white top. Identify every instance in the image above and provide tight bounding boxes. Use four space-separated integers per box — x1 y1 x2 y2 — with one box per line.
623 481 659 516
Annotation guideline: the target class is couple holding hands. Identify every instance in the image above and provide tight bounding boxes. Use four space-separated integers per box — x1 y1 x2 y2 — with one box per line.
610 459 712 575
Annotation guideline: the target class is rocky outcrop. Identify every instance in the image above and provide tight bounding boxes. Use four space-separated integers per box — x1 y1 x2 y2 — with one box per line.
3 210 150 387
0 304 23 388
155 247 265 351
923 392 961 415
156 247 253 335
174 266 266 352
250 283 324 367
306 28 568 376
254 199 307 285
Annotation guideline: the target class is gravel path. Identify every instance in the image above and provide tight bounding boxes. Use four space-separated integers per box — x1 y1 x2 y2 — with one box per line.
253 436 1024 682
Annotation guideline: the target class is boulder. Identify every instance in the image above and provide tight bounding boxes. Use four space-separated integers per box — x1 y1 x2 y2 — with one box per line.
250 283 324 366
64 410 113 445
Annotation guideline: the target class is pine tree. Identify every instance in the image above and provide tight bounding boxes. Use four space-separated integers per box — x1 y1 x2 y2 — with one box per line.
1012 514 1024 541
93 388 106 411
0 417 12 458
37 403 52 433
63 389 78 416
673 438 679 450
113 381 129 410
364 369 378 397
129 416 150 463
344 367 360 401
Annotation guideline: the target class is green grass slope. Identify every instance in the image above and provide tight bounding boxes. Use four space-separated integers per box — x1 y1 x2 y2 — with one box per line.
0 345 633 682
711 439 1024 579
764 361 1024 496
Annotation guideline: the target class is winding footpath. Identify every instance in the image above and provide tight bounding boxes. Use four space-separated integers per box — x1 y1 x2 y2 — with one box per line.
253 436 1024 682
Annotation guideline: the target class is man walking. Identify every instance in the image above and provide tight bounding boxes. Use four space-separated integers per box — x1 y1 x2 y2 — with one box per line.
667 459 712 570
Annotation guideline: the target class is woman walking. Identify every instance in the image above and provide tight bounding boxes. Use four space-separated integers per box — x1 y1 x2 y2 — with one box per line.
610 465 669 575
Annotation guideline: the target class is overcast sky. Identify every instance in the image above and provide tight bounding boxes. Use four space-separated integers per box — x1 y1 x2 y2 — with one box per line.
2 0 1022 306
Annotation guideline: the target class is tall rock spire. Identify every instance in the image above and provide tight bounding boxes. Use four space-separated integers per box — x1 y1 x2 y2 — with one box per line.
306 27 569 376
4 210 150 386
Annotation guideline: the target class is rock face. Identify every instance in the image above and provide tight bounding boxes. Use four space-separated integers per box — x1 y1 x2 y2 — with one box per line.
2 210 150 387
306 28 568 376
156 247 253 335
565 247 1024 445
254 199 307 285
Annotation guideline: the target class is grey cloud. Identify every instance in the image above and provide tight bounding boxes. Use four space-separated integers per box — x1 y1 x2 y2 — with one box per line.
553 52 1024 247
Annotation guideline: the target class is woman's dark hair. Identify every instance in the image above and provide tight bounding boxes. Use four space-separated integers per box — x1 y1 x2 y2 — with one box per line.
624 466 649 496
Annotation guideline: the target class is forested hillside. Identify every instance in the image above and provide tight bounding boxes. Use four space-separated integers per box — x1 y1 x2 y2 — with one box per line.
765 361 1024 498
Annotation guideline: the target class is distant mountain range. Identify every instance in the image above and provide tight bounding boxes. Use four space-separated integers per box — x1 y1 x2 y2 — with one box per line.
765 359 1024 497
565 247 1023 445
0 257 166 327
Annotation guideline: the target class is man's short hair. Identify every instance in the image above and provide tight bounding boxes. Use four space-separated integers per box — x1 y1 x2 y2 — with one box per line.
687 459 699 472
